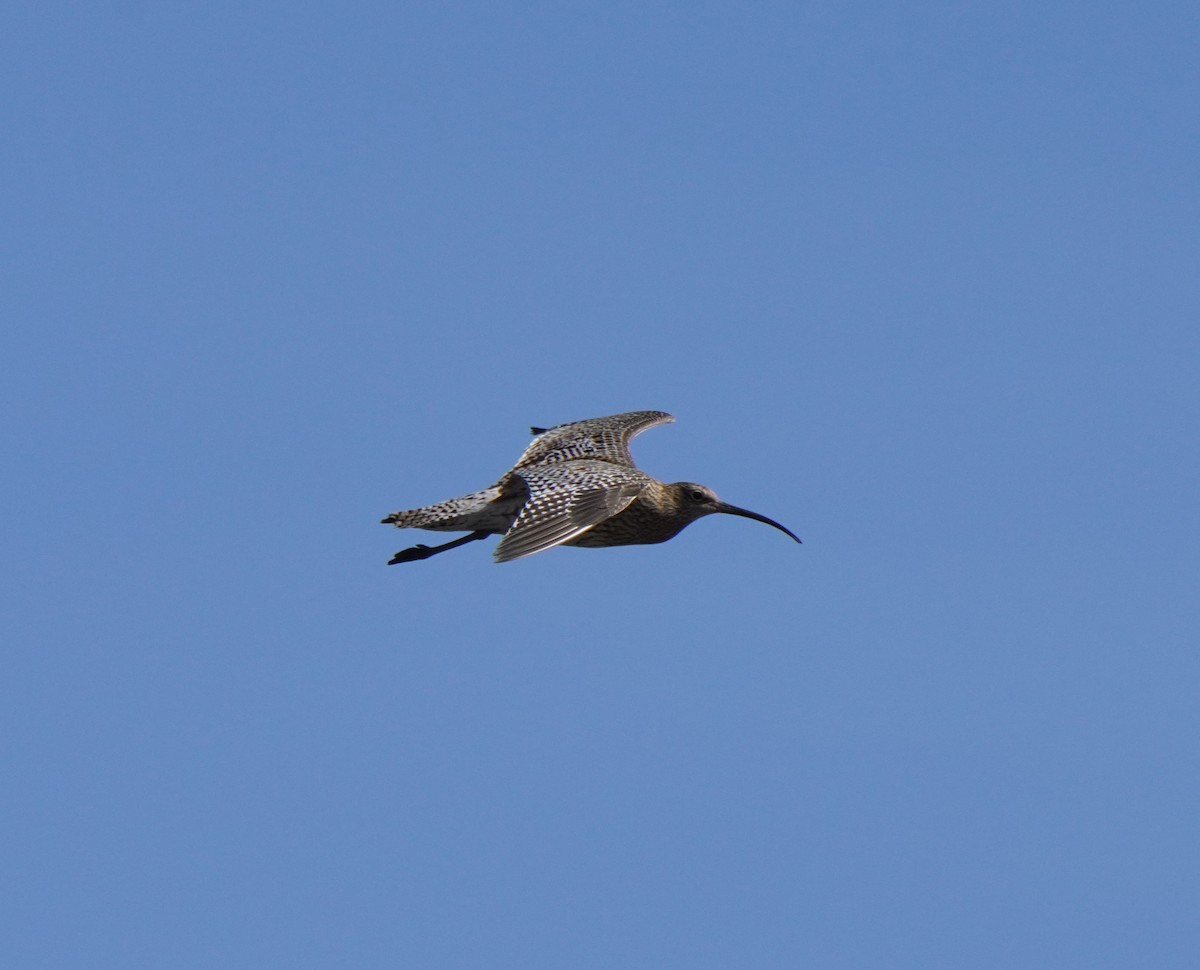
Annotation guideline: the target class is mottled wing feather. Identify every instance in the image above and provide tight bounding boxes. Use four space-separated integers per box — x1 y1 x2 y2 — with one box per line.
512 411 674 470
493 463 651 562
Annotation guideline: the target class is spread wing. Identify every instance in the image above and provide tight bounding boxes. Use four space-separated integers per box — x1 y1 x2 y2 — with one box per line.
512 411 674 471
493 462 651 562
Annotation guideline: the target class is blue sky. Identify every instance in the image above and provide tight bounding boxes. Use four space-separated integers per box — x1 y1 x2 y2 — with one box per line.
4 1 1198 967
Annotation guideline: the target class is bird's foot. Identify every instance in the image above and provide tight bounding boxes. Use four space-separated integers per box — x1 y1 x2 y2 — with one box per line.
388 545 435 564
387 530 491 565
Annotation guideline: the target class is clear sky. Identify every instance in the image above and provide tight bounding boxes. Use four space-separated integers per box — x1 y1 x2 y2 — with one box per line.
4 2 1198 967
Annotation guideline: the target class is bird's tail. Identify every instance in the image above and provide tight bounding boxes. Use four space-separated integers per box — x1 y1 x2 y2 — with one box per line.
380 486 509 532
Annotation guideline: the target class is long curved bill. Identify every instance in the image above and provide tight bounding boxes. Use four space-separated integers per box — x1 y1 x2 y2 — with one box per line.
717 503 802 543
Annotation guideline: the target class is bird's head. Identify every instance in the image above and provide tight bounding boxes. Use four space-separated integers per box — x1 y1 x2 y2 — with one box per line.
669 482 802 543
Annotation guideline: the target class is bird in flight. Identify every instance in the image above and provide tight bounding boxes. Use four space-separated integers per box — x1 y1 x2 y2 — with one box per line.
382 410 801 564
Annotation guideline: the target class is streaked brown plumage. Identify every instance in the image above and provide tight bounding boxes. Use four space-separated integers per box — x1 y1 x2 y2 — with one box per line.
381 411 801 564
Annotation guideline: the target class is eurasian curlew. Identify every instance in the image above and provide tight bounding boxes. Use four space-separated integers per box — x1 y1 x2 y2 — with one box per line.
381 410 801 564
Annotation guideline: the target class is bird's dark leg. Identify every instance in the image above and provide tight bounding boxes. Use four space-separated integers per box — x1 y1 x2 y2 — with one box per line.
387 530 491 564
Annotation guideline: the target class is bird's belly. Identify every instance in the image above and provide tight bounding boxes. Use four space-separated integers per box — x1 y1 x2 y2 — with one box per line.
564 516 684 547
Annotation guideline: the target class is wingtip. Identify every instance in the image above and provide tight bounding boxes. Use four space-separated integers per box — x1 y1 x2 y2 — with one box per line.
491 545 523 564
